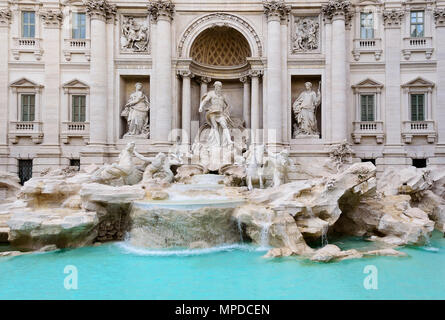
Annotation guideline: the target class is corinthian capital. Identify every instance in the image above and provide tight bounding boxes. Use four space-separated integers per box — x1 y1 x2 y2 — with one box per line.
0 8 11 26
434 8 445 26
263 0 291 21
383 9 405 28
147 0 175 22
40 9 63 28
84 0 116 21
321 0 353 22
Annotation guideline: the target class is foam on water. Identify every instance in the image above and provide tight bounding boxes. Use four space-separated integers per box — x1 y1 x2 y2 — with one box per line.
116 242 256 256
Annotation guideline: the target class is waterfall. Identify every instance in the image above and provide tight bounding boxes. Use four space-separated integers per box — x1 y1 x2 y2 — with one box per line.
236 216 244 243
257 217 272 250
321 224 329 247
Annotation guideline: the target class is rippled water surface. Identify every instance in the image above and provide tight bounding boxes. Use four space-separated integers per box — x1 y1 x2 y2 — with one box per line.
0 233 444 299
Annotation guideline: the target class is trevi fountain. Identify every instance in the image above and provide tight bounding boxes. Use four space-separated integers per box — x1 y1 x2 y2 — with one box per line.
0 80 444 299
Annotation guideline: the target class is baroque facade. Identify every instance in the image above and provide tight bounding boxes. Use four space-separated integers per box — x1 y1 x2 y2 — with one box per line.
1 0 445 183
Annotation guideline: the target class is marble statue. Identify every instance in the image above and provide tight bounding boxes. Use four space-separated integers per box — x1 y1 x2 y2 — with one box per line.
199 81 235 147
121 83 150 138
292 17 319 53
121 17 149 52
138 152 183 184
265 149 294 188
92 142 146 185
292 81 321 137
245 144 265 190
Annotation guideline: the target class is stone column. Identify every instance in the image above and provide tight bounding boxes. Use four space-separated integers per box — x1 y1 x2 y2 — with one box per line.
435 9 445 145
41 10 63 147
0 9 11 160
85 0 113 146
199 76 211 125
323 14 333 141
250 70 263 144
280 14 289 143
383 9 405 146
240 76 251 128
322 0 352 143
178 70 193 145
263 1 290 148
148 0 175 143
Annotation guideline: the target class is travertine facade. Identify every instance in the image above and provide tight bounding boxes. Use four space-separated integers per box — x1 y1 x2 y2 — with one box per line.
1 0 445 182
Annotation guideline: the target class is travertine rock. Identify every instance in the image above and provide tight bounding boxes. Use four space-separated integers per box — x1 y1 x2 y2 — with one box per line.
336 195 434 245
7 209 98 250
234 204 313 255
0 171 21 201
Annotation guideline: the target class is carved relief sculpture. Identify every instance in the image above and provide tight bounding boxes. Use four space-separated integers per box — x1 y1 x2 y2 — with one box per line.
292 17 319 53
121 16 149 52
292 81 321 137
121 83 150 138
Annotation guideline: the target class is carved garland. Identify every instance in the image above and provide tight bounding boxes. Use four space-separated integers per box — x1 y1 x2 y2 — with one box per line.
40 10 63 27
0 8 11 26
382 9 405 27
178 13 263 58
434 8 445 26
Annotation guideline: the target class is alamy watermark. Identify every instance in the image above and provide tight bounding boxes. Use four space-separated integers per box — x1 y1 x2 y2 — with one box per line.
64 265 78 290
363 265 378 290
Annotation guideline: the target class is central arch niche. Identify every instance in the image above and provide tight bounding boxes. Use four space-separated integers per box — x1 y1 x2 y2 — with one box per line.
190 26 251 67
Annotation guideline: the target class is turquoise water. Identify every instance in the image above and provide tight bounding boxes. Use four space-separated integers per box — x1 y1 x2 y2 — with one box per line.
0 232 444 300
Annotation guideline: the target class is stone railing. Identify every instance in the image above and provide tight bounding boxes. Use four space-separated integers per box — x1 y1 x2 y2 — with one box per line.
61 121 90 144
402 37 433 60
402 120 436 143
63 38 91 61
352 121 384 144
12 37 43 60
8 121 43 144
352 38 382 61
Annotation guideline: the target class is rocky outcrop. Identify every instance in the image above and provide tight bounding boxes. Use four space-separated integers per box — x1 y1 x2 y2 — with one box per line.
0 171 21 202
234 204 313 256
335 195 434 246
7 209 98 250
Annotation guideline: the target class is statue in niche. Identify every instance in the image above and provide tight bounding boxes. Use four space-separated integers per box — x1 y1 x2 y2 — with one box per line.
121 82 150 138
292 81 321 137
121 17 149 52
198 81 235 147
292 17 319 53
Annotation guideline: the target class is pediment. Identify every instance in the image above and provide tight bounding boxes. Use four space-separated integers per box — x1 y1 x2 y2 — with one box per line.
352 78 383 89
401 77 435 88
9 78 43 88
62 79 89 89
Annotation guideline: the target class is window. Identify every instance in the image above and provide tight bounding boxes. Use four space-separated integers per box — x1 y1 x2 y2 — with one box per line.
412 158 427 168
410 11 424 37
360 94 375 121
22 11 35 38
72 95 86 122
70 159 81 171
361 158 376 165
360 12 374 39
410 94 425 121
21 94 35 122
72 13 86 39
18 159 33 185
